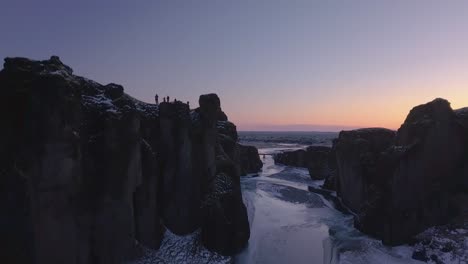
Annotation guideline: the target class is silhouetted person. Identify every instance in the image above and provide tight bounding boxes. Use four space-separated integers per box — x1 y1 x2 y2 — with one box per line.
155 94 159 104
187 101 190 107
167 96 170 102
174 98 177 103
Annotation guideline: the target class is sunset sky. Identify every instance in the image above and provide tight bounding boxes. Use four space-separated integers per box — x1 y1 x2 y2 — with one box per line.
1 1 468 131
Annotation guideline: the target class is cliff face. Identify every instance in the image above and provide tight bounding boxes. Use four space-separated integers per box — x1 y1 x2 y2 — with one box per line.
237 144 263 175
274 146 335 180
0 56 249 263
384 99 467 245
333 99 468 245
334 128 396 213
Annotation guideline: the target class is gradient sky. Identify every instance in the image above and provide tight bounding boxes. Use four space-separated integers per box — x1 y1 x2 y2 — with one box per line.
2 1 468 131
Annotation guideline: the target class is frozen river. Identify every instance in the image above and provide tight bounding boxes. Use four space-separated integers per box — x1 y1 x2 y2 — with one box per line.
236 145 422 264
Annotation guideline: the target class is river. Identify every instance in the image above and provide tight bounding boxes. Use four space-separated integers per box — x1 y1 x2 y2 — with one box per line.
236 143 421 264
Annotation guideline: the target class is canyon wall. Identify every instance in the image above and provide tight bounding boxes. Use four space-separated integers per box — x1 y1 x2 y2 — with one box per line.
273 98 467 245
334 99 468 245
0 56 249 263
274 146 335 180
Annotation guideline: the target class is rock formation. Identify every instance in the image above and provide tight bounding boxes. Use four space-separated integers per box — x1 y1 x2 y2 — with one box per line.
238 144 263 175
274 146 334 180
334 128 396 213
216 120 263 176
384 98 466 245
0 56 249 264
333 99 468 246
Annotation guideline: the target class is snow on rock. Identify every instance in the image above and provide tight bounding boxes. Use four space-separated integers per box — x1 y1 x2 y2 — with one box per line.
82 94 116 111
128 229 232 264
190 110 200 122
412 225 468 264
127 94 159 118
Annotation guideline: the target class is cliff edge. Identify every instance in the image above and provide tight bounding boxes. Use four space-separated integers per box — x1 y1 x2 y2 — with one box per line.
0 56 250 264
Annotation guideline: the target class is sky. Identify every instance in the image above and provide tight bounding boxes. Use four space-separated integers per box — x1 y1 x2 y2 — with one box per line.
1 0 468 131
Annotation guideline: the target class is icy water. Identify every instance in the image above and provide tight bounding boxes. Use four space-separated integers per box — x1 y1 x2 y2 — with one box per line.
236 132 423 264
131 132 426 264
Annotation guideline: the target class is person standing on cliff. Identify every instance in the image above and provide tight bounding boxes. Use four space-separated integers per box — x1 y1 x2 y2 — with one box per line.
167 96 170 102
155 94 159 104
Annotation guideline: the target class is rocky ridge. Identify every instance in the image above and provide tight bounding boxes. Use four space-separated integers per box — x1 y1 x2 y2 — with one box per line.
0 56 250 264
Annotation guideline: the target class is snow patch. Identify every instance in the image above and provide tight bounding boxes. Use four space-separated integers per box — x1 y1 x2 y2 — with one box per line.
82 93 118 112
128 229 231 264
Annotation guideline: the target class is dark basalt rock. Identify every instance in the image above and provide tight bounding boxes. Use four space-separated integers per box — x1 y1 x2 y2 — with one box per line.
200 120 250 255
333 128 396 239
238 144 263 175
305 146 334 180
455 108 468 192
384 98 466 245
322 173 336 190
217 120 238 142
0 56 250 263
201 165 250 255
274 148 307 167
103 83 124 99
334 128 396 213
274 145 334 180
159 101 200 235
335 98 468 246
198 93 227 124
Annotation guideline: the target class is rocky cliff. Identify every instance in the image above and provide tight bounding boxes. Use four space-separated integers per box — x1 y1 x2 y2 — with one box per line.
334 98 468 245
274 146 335 180
237 144 263 175
272 99 467 247
0 56 249 263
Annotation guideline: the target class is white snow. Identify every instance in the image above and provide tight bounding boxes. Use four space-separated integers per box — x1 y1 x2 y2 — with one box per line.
40 66 78 84
128 229 231 264
82 94 113 107
127 95 159 118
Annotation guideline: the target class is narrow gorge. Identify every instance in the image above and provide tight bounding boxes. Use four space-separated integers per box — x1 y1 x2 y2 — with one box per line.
1 56 467 264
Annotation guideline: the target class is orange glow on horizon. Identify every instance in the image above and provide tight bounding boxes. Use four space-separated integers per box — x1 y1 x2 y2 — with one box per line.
230 85 468 132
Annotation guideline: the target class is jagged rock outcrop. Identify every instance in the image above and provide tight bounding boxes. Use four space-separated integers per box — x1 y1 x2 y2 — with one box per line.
384 98 466 245
238 144 263 175
274 146 334 180
334 99 468 246
0 56 249 264
195 95 250 255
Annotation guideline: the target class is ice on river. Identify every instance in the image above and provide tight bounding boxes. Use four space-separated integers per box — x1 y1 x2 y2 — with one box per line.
236 148 424 264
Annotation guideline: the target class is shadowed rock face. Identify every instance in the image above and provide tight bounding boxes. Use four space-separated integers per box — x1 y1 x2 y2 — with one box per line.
385 98 466 245
334 99 468 246
191 115 249 255
0 56 249 263
455 108 468 191
238 144 263 175
274 149 307 167
334 128 396 213
274 146 334 180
